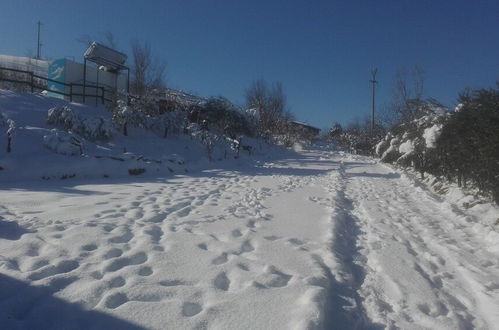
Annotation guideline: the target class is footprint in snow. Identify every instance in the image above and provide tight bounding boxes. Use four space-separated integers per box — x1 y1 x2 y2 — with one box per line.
105 252 148 272
159 279 189 287
197 243 208 251
182 302 203 317
287 238 304 246
28 259 49 271
264 235 280 241
239 240 254 254
144 225 164 243
237 263 250 271
212 253 228 265
28 260 80 281
231 229 243 238
253 266 292 289
108 226 133 244
108 276 126 288
105 292 128 309
81 243 98 252
102 224 116 233
103 248 123 259
138 266 153 276
213 272 230 291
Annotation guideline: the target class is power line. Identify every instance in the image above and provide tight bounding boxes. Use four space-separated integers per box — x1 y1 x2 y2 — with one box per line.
370 68 378 135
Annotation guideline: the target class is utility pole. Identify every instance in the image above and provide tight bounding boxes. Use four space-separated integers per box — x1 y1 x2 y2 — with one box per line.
36 21 42 60
370 68 378 135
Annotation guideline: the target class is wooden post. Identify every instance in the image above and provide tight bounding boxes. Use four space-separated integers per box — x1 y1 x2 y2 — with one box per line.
83 58 87 104
96 66 99 106
30 72 34 93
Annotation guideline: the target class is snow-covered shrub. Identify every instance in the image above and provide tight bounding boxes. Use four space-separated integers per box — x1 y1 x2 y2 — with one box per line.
328 120 386 155
0 113 8 128
128 168 146 176
114 98 185 137
1 114 16 153
162 153 185 165
188 123 220 160
378 135 401 163
376 114 447 178
112 100 147 136
47 106 78 129
6 119 15 153
374 135 390 156
438 85 499 202
43 129 84 156
199 97 252 136
47 106 113 141
377 84 499 204
81 117 114 141
146 110 186 138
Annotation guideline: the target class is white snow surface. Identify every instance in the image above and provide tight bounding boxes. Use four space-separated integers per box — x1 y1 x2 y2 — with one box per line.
423 124 442 149
1 149 498 329
1 91 499 329
398 140 414 156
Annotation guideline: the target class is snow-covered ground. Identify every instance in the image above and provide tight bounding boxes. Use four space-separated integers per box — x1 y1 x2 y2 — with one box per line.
1 90 499 329
1 146 498 329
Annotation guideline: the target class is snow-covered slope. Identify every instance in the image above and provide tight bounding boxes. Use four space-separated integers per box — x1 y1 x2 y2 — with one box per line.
0 90 284 183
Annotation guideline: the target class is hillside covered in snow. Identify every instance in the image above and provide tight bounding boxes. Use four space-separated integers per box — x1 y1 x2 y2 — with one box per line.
0 90 289 183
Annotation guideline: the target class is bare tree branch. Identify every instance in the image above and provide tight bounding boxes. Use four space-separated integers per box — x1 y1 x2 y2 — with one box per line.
130 40 166 96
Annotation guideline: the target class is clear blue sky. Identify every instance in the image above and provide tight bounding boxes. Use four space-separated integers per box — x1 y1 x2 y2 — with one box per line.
1 0 498 129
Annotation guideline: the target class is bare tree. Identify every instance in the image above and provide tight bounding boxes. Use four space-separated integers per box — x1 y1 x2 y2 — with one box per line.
267 82 286 131
77 34 93 47
103 31 118 49
392 65 426 124
130 40 166 97
246 79 286 137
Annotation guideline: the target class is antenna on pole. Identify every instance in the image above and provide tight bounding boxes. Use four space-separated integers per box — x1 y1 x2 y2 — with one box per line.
370 68 378 135
36 21 43 60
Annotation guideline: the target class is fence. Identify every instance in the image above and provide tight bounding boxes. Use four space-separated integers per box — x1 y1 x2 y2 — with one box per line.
0 66 114 105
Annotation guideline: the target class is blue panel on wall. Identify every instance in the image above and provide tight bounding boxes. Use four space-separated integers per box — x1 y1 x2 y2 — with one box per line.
47 59 66 99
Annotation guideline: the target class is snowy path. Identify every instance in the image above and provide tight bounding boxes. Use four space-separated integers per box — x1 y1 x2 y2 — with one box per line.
1 148 498 329
342 155 499 329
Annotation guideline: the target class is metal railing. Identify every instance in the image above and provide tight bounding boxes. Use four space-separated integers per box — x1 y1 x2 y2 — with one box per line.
0 66 114 105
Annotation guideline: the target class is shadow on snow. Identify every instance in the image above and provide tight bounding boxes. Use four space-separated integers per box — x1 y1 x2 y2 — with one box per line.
0 273 145 330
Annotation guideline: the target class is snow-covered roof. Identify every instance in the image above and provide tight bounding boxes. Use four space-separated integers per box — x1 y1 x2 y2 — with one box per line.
0 54 49 77
290 120 320 132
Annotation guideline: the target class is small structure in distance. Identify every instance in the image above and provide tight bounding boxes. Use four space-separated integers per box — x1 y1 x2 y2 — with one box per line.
83 42 130 104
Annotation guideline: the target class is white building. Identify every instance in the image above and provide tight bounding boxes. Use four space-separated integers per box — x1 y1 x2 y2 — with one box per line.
1 44 128 106
47 57 128 105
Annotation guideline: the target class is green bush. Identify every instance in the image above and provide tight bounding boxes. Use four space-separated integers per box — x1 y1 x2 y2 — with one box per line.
377 83 499 203
438 85 499 202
